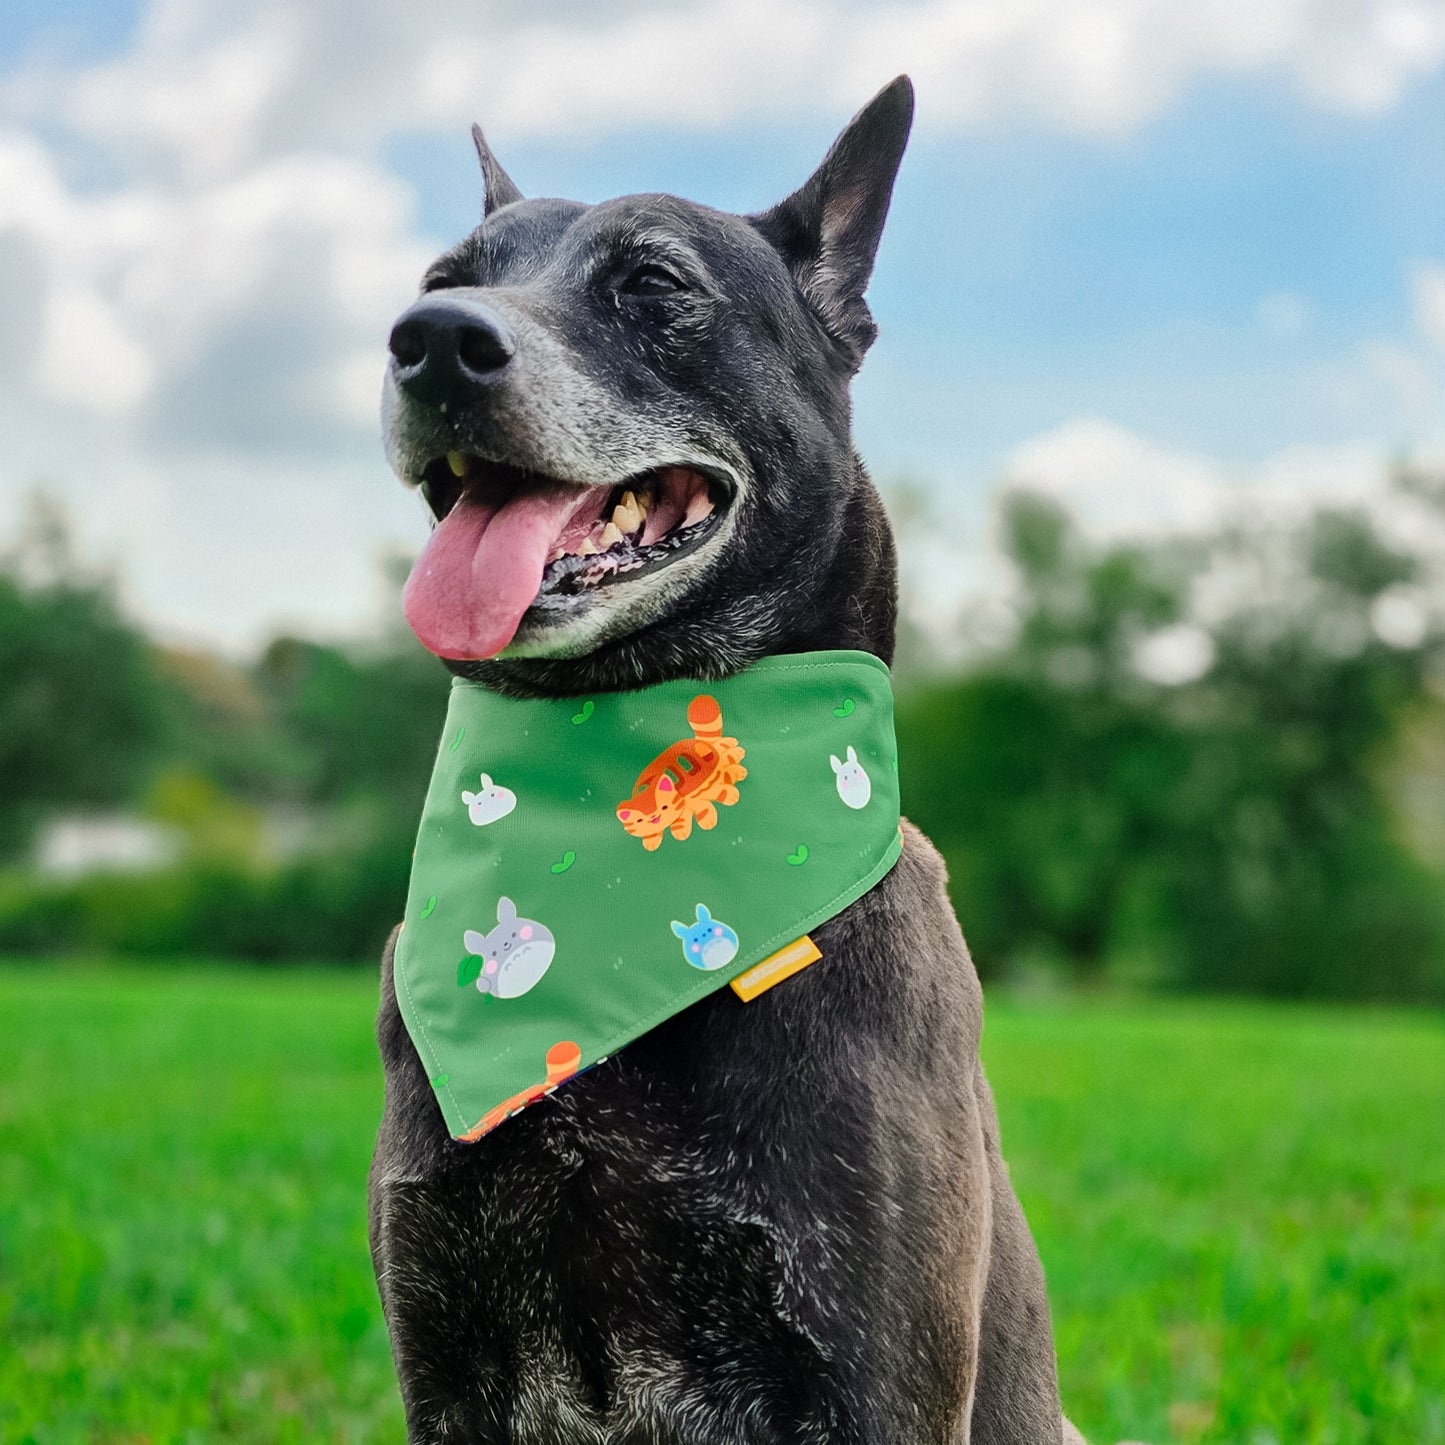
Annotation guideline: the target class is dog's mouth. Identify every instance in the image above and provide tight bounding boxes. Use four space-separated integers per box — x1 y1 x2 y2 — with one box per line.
403 454 731 660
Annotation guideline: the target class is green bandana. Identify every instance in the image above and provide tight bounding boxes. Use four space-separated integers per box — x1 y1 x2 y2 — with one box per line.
396 649 902 1141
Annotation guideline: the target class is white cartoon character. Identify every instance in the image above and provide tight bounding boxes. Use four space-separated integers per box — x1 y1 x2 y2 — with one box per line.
830 746 872 809
460 898 555 998
461 772 517 826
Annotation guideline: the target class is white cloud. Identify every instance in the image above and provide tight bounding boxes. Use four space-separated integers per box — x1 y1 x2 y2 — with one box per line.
64 7 302 183
0 126 430 436
1345 259 1445 433
1414 263 1445 350
1291 0 1445 110
1000 418 1413 544
996 413 1445 601
1360 338 1442 420
1256 291 1314 338
1003 418 1230 539
0 440 424 652
0 104 432 647
38 283 155 414
9 0 1445 177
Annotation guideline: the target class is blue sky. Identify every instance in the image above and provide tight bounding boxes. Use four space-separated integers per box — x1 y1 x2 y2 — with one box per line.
1 0 1442 648
0 0 142 67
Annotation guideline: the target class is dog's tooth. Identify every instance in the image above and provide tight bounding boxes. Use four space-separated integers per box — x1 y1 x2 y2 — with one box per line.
577 538 599 556
549 548 566 562
599 521 624 548
446 451 468 478
612 500 642 534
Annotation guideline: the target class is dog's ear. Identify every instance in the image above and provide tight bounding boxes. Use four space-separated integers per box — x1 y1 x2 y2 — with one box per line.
752 75 913 368
471 123 524 217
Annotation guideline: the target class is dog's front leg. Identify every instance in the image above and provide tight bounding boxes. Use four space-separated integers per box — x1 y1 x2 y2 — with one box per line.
369 931 525 1443
964 1069 1071 1445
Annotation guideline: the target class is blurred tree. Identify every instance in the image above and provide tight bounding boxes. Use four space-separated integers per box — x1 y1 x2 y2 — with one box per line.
899 495 1196 981
899 484 1445 1001
142 765 265 864
256 635 447 812
0 498 169 859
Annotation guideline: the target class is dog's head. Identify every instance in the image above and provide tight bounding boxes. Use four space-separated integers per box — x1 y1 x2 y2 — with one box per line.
382 77 912 692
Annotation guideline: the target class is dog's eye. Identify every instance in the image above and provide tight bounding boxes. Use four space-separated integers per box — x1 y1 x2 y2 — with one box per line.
421 273 459 293
619 265 685 298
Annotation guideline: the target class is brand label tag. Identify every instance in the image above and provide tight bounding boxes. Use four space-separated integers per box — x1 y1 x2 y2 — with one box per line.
730 935 822 1002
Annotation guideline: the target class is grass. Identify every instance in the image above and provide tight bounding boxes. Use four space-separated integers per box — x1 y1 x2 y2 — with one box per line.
0 966 1441 1444
0 965 402 1445
985 998 1445 1445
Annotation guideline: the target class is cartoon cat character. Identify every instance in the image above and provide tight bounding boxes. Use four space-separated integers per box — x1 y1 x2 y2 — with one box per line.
670 904 740 971
458 897 555 998
617 695 747 850
461 773 517 826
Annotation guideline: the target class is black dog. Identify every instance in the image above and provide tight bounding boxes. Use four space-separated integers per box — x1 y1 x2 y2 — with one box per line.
370 77 1081 1445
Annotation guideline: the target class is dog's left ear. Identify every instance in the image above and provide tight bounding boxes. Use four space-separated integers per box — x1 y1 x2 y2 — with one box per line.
752 75 913 368
471 123 524 217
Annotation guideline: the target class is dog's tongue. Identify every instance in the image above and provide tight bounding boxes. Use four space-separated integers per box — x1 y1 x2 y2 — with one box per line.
404 485 588 660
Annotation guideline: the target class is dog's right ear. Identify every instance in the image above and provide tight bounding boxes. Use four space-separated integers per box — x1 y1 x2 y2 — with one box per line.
471 123 524 217
752 76 913 369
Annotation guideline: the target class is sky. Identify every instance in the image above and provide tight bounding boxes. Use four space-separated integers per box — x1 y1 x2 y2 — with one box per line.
1 0 1443 651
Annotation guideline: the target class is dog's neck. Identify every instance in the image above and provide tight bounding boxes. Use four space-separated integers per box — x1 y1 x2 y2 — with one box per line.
460 463 898 698
771 471 898 663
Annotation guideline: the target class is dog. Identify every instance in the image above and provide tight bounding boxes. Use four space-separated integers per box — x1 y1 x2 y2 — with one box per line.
369 76 1082 1445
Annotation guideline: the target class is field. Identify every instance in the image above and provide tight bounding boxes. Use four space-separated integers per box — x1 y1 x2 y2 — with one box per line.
1 967 1441 1445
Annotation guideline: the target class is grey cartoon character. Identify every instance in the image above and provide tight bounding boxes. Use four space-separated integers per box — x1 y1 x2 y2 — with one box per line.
459 897 555 998
670 903 739 971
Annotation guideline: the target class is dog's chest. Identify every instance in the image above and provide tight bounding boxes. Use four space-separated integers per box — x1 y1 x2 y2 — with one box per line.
423 1103 846 1443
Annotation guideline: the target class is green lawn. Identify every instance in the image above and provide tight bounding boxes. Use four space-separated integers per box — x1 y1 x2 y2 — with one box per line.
1 967 1441 1444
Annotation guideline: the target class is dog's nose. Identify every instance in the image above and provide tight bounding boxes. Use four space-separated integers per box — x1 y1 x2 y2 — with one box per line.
388 297 516 405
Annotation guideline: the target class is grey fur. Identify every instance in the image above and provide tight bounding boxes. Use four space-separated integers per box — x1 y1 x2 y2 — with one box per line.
370 76 1081 1443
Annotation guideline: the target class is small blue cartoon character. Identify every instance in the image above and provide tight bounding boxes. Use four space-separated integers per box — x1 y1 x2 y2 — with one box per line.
458 897 555 998
671 903 739 972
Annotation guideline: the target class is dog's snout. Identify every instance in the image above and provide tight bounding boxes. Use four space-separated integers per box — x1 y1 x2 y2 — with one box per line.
388 297 516 406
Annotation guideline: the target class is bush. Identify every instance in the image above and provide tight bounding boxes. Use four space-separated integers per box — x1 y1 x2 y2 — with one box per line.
0 834 414 964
